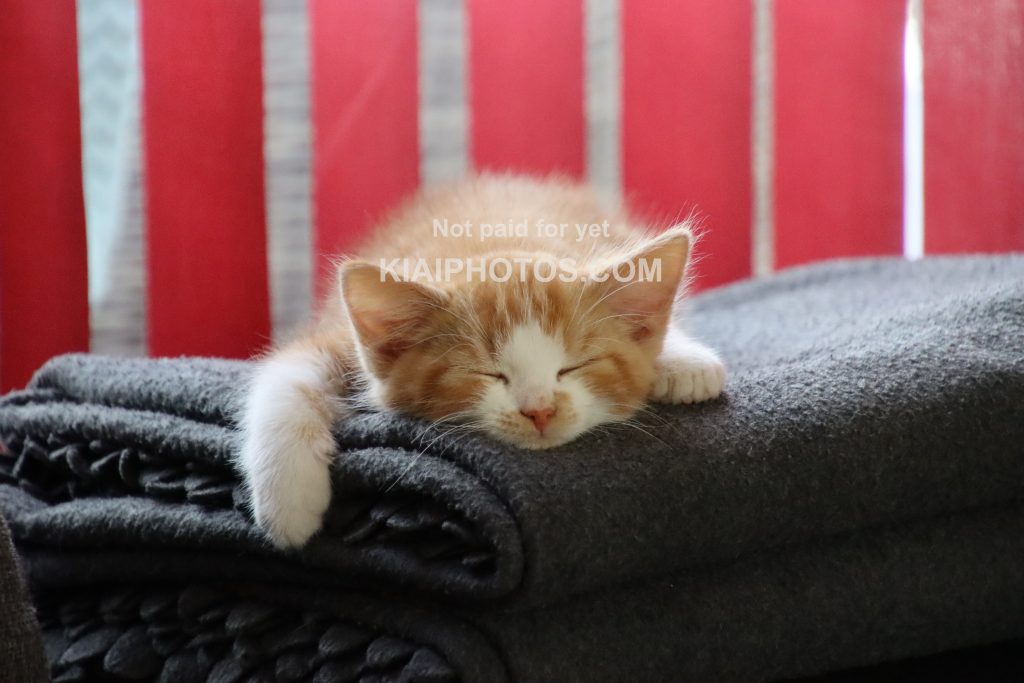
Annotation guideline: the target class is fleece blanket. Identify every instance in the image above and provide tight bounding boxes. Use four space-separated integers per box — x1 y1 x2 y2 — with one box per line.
0 515 47 683
2 255 1024 682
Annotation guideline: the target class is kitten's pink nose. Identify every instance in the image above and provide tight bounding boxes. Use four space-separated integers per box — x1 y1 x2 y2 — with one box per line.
521 407 555 433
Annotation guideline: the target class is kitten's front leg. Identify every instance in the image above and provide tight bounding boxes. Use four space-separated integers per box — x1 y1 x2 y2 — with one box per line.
650 326 726 404
239 345 341 548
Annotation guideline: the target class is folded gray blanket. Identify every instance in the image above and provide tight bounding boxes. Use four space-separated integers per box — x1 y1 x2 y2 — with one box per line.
2 255 1024 682
22 505 1024 683
0 515 47 683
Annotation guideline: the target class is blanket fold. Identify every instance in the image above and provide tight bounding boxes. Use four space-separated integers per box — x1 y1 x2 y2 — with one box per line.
3 255 1024 682
26 503 1024 682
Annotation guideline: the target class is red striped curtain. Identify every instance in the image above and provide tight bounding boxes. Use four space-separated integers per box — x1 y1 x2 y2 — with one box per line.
141 0 270 360
2 1 1022 391
0 1 89 391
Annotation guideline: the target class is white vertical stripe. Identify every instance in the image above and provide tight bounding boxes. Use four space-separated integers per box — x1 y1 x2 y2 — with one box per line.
585 0 621 202
419 0 469 185
262 0 314 341
77 0 147 356
752 0 775 276
902 0 925 260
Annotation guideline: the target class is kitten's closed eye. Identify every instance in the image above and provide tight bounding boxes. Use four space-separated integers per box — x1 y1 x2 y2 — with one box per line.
557 357 598 378
479 358 597 386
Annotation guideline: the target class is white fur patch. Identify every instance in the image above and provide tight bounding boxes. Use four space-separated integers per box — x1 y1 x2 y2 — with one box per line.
475 321 613 447
238 351 336 547
501 322 564 410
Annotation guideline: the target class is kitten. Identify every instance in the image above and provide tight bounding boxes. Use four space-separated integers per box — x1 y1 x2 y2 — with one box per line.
239 175 725 547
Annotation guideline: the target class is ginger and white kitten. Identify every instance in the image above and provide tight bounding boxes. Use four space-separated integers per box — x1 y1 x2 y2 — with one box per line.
239 175 725 547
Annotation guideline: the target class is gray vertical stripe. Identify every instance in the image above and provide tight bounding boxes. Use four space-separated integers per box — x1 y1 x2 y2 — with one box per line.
902 0 925 260
752 0 775 276
77 0 147 356
585 0 621 202
262 0 314 341
419 0 469 185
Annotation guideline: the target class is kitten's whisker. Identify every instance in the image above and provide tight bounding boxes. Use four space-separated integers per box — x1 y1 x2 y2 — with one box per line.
606 401 666 418
607 402 681 437
410 333 467 347
432 342 473 361
388 415 490 491
578 278 644 321
582 312 646 330
414 411 474 441
412 412 489 453
567 280 589 328
418 300 488 341
613 420 673 450
385 418 477 492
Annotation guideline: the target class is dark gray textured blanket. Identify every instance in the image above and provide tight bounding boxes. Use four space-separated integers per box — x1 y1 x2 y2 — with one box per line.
0 515 47 683
2 256 1024 682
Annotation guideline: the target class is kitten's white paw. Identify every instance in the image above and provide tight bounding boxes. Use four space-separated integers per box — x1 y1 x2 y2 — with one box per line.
239 353 337 549
650 348 726 405
245 437 333 548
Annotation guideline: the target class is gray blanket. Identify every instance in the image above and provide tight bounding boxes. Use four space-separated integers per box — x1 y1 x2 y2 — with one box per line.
2 256 1023 682
0 515 47 683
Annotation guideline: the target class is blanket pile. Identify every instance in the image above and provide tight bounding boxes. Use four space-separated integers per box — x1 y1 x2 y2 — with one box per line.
2 256 1023 682
0 514 47 682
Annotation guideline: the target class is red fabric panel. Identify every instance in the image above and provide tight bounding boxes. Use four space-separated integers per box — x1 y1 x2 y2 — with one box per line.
141 1 270 358
310 0 419 297
623 0 751 290
468 0 584 177
774 0 905 268
924 1 1024 253
0 0 89 391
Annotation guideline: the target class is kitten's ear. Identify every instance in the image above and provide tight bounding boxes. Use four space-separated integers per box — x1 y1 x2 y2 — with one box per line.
340 262 447 362
592 224 691 340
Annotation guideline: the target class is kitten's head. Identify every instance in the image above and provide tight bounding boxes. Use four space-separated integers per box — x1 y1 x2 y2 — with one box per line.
341 227 690 449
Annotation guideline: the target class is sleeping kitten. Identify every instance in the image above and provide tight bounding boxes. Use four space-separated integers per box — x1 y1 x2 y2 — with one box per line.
239 175 725 547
